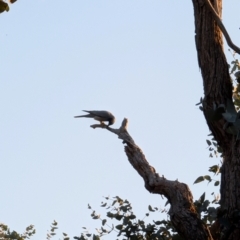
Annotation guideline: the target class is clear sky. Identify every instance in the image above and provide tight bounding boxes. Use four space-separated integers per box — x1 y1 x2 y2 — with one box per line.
1 1 240 239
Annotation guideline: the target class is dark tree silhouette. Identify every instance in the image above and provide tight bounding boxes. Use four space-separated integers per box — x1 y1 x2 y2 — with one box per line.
90 1 240 239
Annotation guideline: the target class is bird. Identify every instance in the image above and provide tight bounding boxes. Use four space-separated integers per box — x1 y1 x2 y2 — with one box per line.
74 110 116 126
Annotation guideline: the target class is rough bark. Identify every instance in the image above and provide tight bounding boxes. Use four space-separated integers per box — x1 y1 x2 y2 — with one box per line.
88 1 240 239
192 0 240 239
91 120 213 240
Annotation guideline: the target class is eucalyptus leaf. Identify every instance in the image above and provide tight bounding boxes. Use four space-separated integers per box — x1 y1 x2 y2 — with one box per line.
115 224 123 230
226 99 237 115
102 219 107 226
222 112 236 123
204 175 212 181
0 1 9 13
193 176 204 184
206 140 212 146
199 192 205 203
214 181 220 186
148 205 155 212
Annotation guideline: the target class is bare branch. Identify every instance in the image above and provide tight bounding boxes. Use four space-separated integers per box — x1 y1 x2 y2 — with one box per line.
91 119 213 240
204 0 240 54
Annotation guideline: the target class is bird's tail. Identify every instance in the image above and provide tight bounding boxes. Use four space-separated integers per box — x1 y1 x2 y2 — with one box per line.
74 114 91 118
74 110 92 118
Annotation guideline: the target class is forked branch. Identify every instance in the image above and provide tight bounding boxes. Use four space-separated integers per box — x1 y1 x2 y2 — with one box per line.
204 0 240 54
91 119 213 240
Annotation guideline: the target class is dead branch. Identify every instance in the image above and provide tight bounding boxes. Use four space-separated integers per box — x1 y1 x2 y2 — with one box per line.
91 119 213 240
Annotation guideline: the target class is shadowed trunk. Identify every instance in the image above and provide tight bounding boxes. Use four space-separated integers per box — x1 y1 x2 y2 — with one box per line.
192 0 240 239
90 0 240 239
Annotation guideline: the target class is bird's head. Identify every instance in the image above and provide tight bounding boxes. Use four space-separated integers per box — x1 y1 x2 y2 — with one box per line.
108 117 116 126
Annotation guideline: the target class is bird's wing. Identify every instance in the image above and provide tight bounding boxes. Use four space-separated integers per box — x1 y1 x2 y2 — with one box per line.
83 110 113 119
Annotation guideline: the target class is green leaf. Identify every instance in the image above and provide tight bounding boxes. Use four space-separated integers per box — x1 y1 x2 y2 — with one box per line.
206 140 212 146
106 212 114 218
116 196 123 204
222 112 236 123
204 175 212 182
115 214 123 221
102 219 107 226
199 192 205 203
120 206 128 212
227 99 236 114
193 176 204 184
0 1 9 13
209 165 220 174
115 224 123 230
93 234 100 240
214 181 220 186
122 216 130 225
148 205 155 212
217 146 223 153
154 221 163 225
231 63 237 73
138 220 145 225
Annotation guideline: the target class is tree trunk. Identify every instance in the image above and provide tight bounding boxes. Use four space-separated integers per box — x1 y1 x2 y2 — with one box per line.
92 120 213 239
91 0 240 239
192 0 240 239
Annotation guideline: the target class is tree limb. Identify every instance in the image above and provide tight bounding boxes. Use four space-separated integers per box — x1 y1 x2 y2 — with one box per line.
91 119 213 240
204 0 240 54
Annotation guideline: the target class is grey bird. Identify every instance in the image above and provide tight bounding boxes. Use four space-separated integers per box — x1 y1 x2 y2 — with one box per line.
74 110 116 126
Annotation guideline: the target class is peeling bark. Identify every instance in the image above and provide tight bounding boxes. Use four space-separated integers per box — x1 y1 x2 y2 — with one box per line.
92 120 213 239
192 0 240 239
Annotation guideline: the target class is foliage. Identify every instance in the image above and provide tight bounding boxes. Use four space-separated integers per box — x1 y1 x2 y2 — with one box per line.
229 50 240 110
194 52 240 188
195 51 240 143
0 0 17 14
0 223 35 240
0 193 219 240
46 220 70 240
75 196 178 240
71 195 219 240
0 0 9 13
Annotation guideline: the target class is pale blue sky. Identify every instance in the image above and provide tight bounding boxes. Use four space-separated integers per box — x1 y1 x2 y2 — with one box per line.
1 1 240 239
